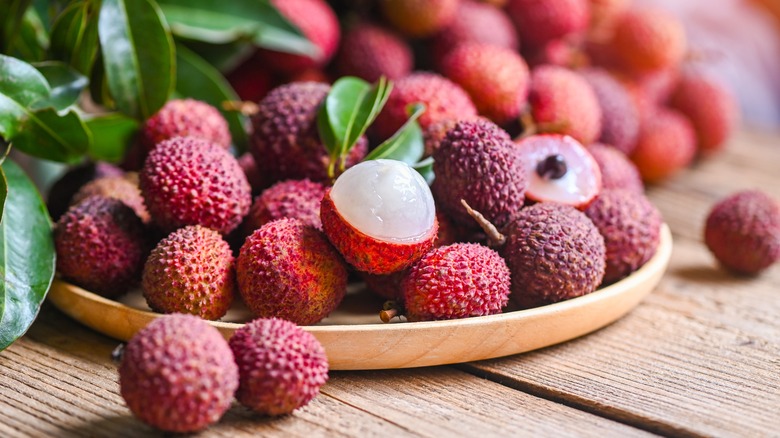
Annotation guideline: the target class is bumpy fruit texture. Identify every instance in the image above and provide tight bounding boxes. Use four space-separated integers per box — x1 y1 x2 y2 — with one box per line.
381 0 459 38
237 218 348 325
403 243 511 321
372 72 477 141
140 99 231 152
587 143 644 194
140 137 251 235
668 73 739 154
585 189 662 283
263 0 340 74
321 160 438 274
630 107 696 183
610 8 687 73
430 1 519 67
142 226 236 320
360 270 406 301
528 65 603 145
580 68 640 155
55 196 147 298
229 318 328 416
250 82 367 182
71 173 150 224
705 190 780 275
433 119 526 229
245 179 327 233
502 202 606 308
119 314 238 433
506 0 590 49
47 161 123 221
440 43 530 124
335 24 413 82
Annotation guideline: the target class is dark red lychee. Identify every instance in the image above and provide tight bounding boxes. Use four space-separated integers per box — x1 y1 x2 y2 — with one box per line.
335 23 413 82
506 0 590 49
140 98 231 152
245 179 328 232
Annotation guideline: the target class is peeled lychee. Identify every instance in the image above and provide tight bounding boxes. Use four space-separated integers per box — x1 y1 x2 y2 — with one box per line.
140 99 231 152
506 0 590 49
704 190 780 275
229 318 328 416
335 23 413 82
403 243 511 321
610 8 687 73
140 137 251 235
440 42 530 124
71 173 150 224
54 196 148 298
585 189 662 283
580 68 640 155
119 314 238 433
237 218 348 325
587 143 644 194
433 119 527 229
630 107 696 183
245 179 328 233
502 202 606 308
142 226 235 320
381 0 459 38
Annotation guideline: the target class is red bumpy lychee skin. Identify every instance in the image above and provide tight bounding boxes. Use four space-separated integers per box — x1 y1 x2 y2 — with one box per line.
403 243 511 321
142 225 236 320
506 0 590 49
630 107 696 183
440 42 530 124
580 68 640 155
704 190 780 275
245 179 328 232
119 314 238 433
250 82 367 182
262 0 340 74
335 23 413 83
585 189 662 283
610 8 687 73
140 99 231 152
360 270 407 301
47 161 123 221
528 65 603 146
381 0 459 38
587 143 644 194
140 137 251 235
71 173 150 224
668 72 739 154
237 218 348 325
229 318 329 416
54 196 148 298
372 72 477 141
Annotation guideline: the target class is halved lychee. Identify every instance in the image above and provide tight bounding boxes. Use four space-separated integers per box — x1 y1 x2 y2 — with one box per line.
321 159 438 275
514 134 602 209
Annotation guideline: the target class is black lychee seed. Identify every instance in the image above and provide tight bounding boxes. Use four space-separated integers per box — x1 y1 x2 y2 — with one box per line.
537 154 568 179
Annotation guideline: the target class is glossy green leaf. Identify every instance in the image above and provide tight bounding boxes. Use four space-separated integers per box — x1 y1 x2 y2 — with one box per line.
12 108 91 163
98 0 175 120
49 1 100 75
0 160 56 351
0 54 50 110
175 45 248 152
10 7 48 62
33 62 88 111
0 165 6 226
177 39 253 73
413 156 434 185
364 103 425 164
0 0 33 54
85 113 138 162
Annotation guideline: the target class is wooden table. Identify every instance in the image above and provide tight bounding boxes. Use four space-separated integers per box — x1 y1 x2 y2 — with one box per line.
2 129 779 437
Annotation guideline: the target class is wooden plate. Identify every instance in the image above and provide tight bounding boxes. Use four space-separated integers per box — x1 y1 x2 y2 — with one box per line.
48 224 672 370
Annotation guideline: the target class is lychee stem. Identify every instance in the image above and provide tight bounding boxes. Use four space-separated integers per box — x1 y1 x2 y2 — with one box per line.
379 308 398 323
222 100 259 116
519 110 538 138
460 199 506 247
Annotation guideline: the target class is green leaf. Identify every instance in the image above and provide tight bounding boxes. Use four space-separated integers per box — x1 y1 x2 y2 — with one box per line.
49 1 100 75
364 103 425 164
32 62 88 111
0 54 50 110
10 7 49 62
0 0 33 54
0 165 6 225
175 45 248 152
177 39 253 73
413 156 434 185
98 0 175 120
251 0 317 57
11 108 91 163
0 160 56 351
85 113 138 162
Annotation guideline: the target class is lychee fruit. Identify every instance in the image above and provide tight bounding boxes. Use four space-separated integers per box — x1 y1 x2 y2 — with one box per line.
433 119 527 229
587 0 629 36
630 107 696 183
514 134 602 209
587 143 644 194
321 159 438 275
402 243 511 321
502 202 606 308
245 179 328 232
140 137 251 235
237 218 348 325
229 318 328 416
226 54 274 103
261 0 340 74
610 8 687 73
142 225 236 320
527 65 603 145
71 173 150 224
580 68 640 155
704 190 780 275
506 0 590 49
54 196 148 298
250 82 367 182
585 189 662 283
360 270 406 301
119 314 238 433
237 152 273 195
668 72 739 154
140 98 231 152
372 72 477 141
440 42 530 124
380 0 459 38
335 23 413 82
47 161 123 221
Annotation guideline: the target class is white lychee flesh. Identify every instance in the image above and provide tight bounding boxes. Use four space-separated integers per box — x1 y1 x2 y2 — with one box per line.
329 159 436 242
